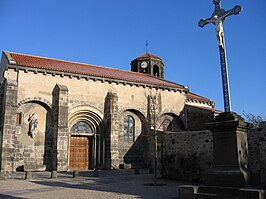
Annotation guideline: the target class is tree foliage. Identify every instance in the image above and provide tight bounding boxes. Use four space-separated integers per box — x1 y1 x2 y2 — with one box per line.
242 111 265 127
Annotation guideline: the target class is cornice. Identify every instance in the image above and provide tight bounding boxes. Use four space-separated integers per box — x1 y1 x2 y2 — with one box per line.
186 98 214 107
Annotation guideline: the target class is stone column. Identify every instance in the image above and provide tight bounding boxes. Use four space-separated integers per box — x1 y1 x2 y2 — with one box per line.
0 80 18 171
104 92 119 169
52 84 69 171
205 112 250 187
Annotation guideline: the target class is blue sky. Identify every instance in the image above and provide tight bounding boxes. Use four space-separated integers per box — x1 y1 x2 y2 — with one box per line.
0 0 265 118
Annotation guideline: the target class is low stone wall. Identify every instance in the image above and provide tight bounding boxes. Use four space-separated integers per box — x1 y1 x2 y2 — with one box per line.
160 130 213 182
161 122 266 186
248 121 266 187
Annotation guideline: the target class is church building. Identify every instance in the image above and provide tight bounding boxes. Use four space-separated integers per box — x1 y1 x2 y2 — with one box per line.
0 51 214 172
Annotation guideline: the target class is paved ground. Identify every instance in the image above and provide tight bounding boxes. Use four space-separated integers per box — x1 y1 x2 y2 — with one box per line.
0 170 181 199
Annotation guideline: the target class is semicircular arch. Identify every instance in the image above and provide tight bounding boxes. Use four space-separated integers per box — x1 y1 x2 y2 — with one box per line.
18 97 52 109
68 105 104 135
158 112 185 131
119 108 148 137
17 98 54 121
119 108 147 124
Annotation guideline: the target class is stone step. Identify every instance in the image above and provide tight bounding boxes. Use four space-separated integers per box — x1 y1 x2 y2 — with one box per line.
195 193 236 199
198 186 239 196
238 188 265 199
195 186 265 199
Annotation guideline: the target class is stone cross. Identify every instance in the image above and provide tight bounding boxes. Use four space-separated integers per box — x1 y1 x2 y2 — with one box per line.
198 0 242 112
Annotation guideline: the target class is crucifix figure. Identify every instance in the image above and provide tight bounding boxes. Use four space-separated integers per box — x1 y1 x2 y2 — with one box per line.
198 0 242 112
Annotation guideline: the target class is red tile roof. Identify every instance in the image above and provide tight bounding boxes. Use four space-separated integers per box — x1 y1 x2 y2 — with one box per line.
186 104 222 113
9 52 184 89
138 53 162 60
186 92 213 104
5 52 214 104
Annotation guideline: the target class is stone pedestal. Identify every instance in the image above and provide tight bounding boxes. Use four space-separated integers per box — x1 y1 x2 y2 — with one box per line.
73 170 79 178
51 170 57 179
193 112 264 199
93 168 99 177
25 171 32 180
0 171 6 180
204 112 250 187
179 185 199 199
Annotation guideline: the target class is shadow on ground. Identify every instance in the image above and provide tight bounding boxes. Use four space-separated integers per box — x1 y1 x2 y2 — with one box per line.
30 170 178 199
0 193 26 199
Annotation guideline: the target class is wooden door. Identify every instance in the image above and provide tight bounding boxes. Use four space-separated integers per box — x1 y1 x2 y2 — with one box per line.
70 136 89 170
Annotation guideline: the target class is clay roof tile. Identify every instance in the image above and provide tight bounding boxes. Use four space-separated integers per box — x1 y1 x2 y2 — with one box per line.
137 53 162 60
9 52 184 89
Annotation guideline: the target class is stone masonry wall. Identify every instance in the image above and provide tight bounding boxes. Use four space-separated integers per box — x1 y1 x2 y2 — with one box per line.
161 122 266 186
105 92 152 169
0 82 5 168
52 84 69 171
106 92 120 169
161 130 213 182
0 82 5 133
184 105 214 131
0 80 18 171
248 121 266 187
2 66 187 171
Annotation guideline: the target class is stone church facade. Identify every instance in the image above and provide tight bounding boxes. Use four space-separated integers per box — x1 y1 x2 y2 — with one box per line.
0 51 214 172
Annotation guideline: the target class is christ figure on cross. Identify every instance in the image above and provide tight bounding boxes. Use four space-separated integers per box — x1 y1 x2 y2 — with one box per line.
213 15 225 48
198 2 242 49
204 13 232 48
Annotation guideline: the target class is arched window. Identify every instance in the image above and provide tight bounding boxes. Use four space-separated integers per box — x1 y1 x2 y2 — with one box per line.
153 65 160 77
71 121 93 134
123 115 135 141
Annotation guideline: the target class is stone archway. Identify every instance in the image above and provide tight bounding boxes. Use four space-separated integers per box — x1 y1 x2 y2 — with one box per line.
158 113 185 132
68 106 104 170
16 100 54 171
119 109 150 168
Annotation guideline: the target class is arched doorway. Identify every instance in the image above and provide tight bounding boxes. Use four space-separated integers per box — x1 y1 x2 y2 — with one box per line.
68 107 104 170
69 121 94 170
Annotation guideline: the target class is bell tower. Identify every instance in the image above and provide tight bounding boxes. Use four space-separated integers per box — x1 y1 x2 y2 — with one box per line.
131 53 164 79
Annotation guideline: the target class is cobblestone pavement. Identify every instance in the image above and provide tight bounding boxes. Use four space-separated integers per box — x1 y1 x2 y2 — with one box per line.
0 170 180 199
